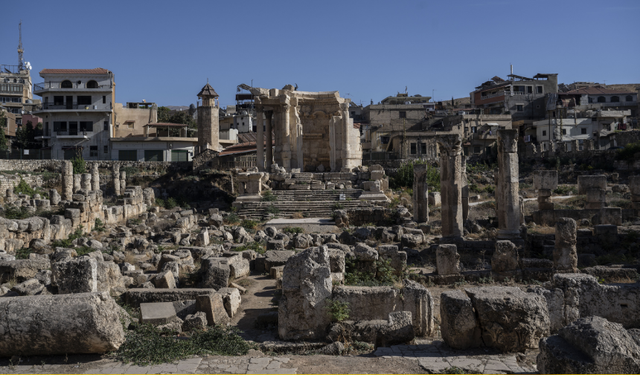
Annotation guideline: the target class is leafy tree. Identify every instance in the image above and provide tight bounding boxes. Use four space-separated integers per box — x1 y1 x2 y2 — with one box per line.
72 153 86 174
390 159 440 191
13 120 40 150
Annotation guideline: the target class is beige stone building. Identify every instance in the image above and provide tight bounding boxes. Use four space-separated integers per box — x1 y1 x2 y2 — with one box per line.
113 101 157 138
253 84 362 172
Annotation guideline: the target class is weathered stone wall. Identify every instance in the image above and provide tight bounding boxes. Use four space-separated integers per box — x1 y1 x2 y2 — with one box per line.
0 160 192 173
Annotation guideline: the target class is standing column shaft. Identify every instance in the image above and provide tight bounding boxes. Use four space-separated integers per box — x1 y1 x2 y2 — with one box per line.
113 165 120 196
496 130 521 239
265 111 273 171
62 161 73 201
91 163 99 191
413 164 429 223
438 135 463 237
256 106 264 171
120 171 127 192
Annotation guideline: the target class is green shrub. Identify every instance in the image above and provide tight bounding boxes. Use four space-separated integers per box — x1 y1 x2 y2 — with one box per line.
390 160 440 191
234 241 266 254
94 218 105 232
224 213 240 225
165 197 177 209
115 323 253 365
13 178 36 197
15 247 32 259
333 202 344 210
71 154 86 174
51 226 84 248
554 185 577 195
265 205 280 216
240 219 258 230
326 299 350 322
616 141 640 161
261 191 277 201
344 258 399 286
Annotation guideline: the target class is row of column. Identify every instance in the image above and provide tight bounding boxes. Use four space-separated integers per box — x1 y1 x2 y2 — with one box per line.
61 163 102 201
255 107 272 172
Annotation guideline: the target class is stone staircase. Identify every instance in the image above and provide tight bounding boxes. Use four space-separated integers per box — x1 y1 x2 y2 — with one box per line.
234 189 375 219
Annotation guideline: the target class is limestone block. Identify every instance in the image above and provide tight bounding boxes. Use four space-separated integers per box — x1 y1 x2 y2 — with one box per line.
466 286 550 352
52 257 98 294
154 270 177 289
182 311 208 332
491 240 519 273
537 316 640 374
440 290 481 349
96 261 125 295
264 250 295 271
11 278 45 296
533 170 558 191
218 287 241 318
140 302 177 325
577 175 607 195
201 257 230 290
124 288 217 307
354 243 378 261
0 292 125 356
436 244 460 275
196 293 229 325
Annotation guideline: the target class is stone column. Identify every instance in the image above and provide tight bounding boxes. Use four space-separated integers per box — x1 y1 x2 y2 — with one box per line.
281 104 292 170
120 171 127 192
73 175 82 193
341 102 352 170
534 170 558 210
256 103 264 171
578 175 607 210
630 176 640 210
62 160 73 201
413 164 429 223
81 173 92 191
496 130 521 240
438 135 463 238
554 217 578 273
91 163 99 191
265 111 273 172
112 165 120 196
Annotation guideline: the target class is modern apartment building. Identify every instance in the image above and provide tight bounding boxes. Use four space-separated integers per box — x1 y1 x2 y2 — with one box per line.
33 68 114 160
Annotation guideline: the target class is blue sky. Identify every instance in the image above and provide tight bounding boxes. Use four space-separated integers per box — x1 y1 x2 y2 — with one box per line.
2 0 639 108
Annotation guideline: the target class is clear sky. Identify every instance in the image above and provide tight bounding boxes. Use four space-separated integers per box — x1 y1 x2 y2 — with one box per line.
2 0 639 108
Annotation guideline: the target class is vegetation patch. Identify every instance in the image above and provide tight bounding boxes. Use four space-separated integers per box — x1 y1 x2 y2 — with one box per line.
326 299 350 322
390 160 440 191
115 323 253 365
344 258 399 286
283 227 304 234
261 191 277 201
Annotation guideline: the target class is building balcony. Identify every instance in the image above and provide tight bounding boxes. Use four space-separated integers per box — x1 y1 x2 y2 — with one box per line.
34 102 112 113
33 82 112 94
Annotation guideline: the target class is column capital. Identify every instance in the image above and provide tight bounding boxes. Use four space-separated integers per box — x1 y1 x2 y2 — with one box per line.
436 134 461 155
497 129 518 153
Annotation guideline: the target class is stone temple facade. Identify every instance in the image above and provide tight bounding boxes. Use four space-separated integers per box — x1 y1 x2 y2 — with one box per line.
253 84 362 172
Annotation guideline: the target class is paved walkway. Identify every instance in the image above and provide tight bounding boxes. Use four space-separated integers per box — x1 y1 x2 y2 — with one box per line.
1 340 537 374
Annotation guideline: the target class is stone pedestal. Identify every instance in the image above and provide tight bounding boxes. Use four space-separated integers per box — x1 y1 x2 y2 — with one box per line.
534 170 558 210
554 217 578 273
235 172 267 203
413 164 429 223
438 135 463 238
73 175 82 193
496 130 521 240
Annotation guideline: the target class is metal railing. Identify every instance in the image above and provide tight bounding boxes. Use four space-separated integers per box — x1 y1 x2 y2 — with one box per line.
39 102 111 110
34 82 112 91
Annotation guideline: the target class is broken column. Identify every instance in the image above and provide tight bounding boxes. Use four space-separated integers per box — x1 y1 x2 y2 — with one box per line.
120 171 127 192
91 163 100 191
81 173 92 191
62 160 73 201
73 174 82 193
496 129 521 240
437 135 463 238
534 170 558 210
554 217 578 273
436 244 460 275
631 176 640 210
413 164 429 223
112 165 120 196
578 175 607 209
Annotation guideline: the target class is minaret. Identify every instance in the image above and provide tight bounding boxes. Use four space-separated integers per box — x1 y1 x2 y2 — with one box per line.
197 82 222 153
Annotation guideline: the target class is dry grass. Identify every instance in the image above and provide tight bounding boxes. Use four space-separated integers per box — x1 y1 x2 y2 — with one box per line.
290 212 304 219
528 224 555 235
124 251 139 268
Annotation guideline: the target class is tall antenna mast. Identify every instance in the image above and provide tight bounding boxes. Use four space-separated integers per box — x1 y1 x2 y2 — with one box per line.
18 21 24 70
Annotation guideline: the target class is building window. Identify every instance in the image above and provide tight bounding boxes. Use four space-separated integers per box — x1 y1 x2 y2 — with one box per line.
399 111 407 119
410 143 416 154
516 104 524 112
87 80 99 88
54 96 64 105
625 95 633 102
102 96 106 104
421 143 426 155
562 129 567 135
104 121 109 131
90 146 98 157
597 96 606 103
542 130 547 136
581 128 587 134
527 86 533 94
77 96 91 105
104 145 108 154
53 121 67 132
80 121 93 132
611 96 620 102
537 86 543 94
61 80 72 88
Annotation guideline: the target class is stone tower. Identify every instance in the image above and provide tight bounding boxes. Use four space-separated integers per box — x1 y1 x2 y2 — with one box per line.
197 83 222 153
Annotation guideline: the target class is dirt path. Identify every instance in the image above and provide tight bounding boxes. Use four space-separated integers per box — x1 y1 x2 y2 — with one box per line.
231 272 279 342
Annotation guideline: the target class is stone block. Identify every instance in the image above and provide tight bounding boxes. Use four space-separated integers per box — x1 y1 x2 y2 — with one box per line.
218 287 241 318
196 293 230 325
140 302 177 325
201 257 230 290
440 290 481 349
52 257 98 294
436 244 460 275
154 270 177 289
533 170 558 191
578 175 607 195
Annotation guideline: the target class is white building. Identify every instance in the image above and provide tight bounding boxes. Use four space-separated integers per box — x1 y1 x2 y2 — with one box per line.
110 123 197 161
33 68 114 160
232 111 254 133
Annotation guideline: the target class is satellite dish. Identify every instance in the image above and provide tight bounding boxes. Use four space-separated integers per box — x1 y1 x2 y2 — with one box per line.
25 62 32 70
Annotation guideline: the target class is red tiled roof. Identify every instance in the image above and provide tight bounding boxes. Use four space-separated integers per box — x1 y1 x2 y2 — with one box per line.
219 141 259 156
40 68 111 75
562 86 635 95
